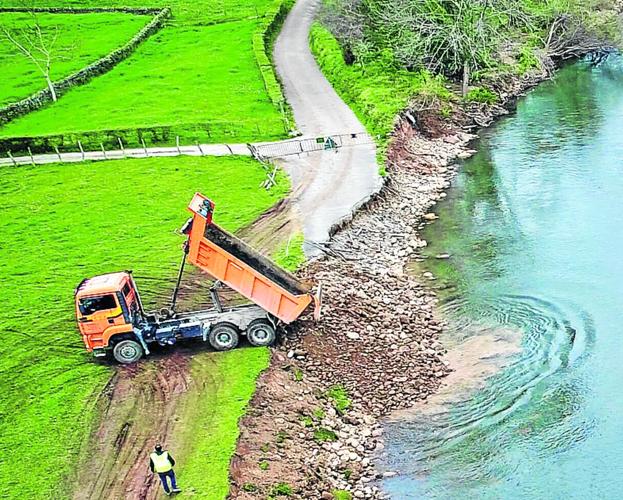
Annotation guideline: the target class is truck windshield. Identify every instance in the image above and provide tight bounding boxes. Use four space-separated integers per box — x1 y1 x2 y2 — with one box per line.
79 294 117 315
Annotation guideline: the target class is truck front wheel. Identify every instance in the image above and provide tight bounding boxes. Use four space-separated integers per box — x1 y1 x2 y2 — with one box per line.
209 323 239 351
112 339 144 364
246 319 276 347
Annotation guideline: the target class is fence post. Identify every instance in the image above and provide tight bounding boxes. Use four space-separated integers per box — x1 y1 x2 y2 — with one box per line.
141 138 148 157
100 143 107 160
176 136 181 154
54 146 62 162
118 137 125 157
78 140 85 161
7 150 17 166
279 101 290 133
27 147 35 166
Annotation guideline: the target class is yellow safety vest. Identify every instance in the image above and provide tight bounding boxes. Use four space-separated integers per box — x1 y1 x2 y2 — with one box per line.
150 451 172 473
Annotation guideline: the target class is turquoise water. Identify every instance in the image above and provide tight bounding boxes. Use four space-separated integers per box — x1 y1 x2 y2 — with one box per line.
381 57 623 499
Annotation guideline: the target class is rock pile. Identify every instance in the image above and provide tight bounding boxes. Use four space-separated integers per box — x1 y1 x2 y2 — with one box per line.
230 113 479 498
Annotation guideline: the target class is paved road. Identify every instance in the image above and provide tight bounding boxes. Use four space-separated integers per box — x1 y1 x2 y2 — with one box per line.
273 0 382 252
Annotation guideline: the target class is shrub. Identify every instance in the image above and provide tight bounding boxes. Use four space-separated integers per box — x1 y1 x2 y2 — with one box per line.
465 87 498 104
325 385 351 414
314 427 338 442
518 44 542 74
312 407 326 420
243 483 258 492
300 416 314 428
332 490 353 500
270 482 293 497
276 430 288 444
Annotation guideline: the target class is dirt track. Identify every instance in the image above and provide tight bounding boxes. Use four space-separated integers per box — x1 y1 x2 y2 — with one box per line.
73 352 198 499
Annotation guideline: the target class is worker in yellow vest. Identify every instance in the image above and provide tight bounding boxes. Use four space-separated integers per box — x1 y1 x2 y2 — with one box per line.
149 444 181 495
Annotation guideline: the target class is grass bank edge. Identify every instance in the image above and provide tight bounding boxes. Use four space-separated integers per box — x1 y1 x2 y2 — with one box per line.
253 0 297 133
309 23 451 175
167 202 304 498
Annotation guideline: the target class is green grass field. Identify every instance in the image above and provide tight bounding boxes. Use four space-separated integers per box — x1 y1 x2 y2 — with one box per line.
0 20 285 144
0 156 287 498
0 12 150 107
0 0 288 147
176 348 270 497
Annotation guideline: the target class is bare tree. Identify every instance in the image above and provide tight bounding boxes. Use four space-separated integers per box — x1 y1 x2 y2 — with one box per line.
1 12 68 101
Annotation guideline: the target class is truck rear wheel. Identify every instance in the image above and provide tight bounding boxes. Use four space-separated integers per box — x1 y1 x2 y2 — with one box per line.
246 319 276 347
209 323 239 351
112 339 144 364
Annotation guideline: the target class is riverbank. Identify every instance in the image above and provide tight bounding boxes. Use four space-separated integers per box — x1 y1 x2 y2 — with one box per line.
229 62 557 497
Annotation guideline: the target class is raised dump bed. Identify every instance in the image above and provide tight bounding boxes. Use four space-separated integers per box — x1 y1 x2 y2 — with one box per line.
186 193 317 323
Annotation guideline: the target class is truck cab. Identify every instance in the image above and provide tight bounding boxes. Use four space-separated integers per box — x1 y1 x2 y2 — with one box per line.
75 272 142 357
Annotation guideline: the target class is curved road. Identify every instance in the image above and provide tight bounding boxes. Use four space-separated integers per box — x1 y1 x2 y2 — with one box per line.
274 0 382 252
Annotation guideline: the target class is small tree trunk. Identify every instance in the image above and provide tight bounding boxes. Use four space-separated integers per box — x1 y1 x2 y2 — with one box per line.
45 74 57 101
462 62 470 97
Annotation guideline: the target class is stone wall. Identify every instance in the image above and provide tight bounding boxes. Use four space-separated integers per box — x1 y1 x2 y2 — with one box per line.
0 7 171 126
253 0 292 107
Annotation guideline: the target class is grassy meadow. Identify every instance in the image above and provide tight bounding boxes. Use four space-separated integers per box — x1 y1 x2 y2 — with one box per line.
0 0 288 147
176 348 270 498
0 12 151 107
0 156 287 498
0 21 284 144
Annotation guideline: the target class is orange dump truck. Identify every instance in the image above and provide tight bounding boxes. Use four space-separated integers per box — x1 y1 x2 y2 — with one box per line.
75 193 320 364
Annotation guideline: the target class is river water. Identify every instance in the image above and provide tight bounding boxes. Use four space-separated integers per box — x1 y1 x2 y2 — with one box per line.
381 57 623 499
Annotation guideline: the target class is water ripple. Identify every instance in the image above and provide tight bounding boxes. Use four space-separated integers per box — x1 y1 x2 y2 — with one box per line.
380 294 595 497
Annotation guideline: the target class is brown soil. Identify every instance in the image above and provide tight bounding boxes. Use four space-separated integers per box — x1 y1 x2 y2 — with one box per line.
73 352 193 500
238 198 297 255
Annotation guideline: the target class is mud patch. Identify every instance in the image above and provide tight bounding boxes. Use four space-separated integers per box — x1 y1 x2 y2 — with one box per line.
72 353 192 500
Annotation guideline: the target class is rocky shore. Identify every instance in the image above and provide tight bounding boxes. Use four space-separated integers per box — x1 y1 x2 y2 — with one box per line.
229 68 553 499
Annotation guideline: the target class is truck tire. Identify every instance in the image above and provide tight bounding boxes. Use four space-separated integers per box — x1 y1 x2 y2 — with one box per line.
209 323 239 351
246 319 276 347
112 339 144 364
